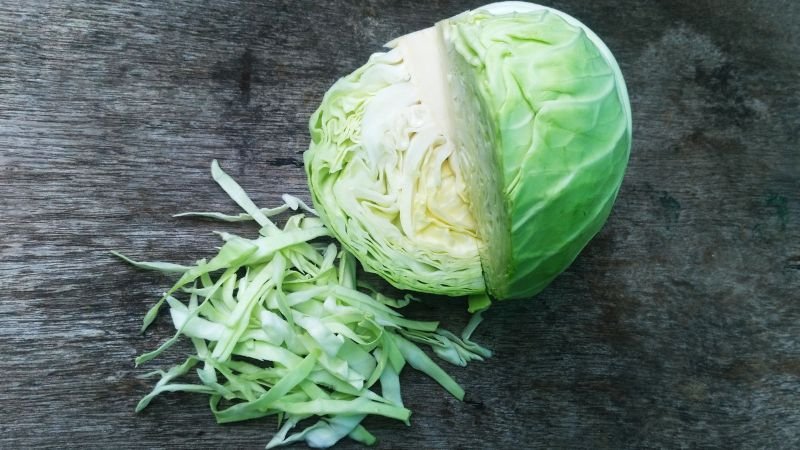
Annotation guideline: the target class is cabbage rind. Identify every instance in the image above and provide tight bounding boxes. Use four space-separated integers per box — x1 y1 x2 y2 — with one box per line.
440 4 631 298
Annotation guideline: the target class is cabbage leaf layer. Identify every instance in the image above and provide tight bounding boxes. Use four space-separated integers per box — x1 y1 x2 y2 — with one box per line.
307 47 484 296
441 5 631 298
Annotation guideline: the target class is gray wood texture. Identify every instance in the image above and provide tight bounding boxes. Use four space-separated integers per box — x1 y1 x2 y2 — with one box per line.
2 0 798 448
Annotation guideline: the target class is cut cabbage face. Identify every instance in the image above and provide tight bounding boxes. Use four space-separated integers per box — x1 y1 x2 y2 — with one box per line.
306 2 632 299
306 44 484 295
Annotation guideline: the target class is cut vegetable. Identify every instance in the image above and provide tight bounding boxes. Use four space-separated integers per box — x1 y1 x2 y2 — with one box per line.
305 2 631 299
117 161 490 448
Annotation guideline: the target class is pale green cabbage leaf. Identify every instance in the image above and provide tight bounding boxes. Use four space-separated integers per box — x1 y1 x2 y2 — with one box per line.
116 161 490 449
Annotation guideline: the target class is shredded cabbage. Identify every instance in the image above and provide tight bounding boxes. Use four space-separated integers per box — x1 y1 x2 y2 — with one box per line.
116 160 490 448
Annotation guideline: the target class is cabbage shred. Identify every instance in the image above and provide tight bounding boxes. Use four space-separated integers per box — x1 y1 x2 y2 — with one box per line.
116 161 490 448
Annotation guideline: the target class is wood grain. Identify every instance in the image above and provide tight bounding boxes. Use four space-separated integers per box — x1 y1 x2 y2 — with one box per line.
1 0 798 448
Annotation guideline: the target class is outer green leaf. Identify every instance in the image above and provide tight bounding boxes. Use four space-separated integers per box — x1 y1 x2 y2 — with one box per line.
440 4 631 298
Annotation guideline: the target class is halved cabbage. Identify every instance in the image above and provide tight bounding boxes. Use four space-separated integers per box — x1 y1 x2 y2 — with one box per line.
306 2 631 299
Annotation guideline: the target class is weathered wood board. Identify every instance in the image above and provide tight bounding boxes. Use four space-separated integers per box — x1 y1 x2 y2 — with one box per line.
1 1 798 448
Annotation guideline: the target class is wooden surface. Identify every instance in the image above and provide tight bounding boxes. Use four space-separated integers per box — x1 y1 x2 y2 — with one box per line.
2 1 798 448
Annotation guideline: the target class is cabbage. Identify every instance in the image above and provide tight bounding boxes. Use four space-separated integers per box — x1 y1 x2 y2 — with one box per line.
116 161 491 449
306 2 631 299
119 3 632 447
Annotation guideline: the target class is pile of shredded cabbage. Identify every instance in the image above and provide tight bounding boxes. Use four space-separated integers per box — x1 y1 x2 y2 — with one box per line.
115 161 490 448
